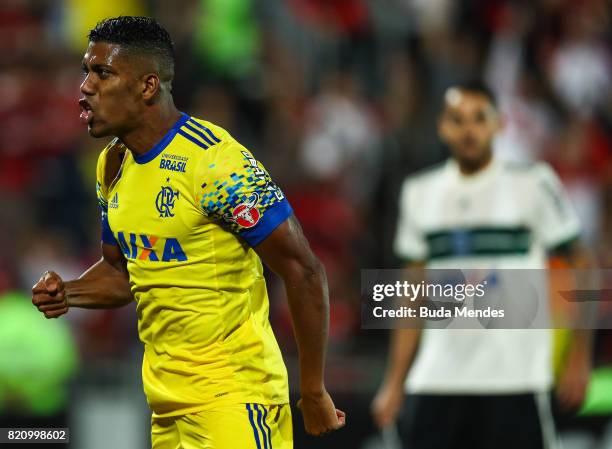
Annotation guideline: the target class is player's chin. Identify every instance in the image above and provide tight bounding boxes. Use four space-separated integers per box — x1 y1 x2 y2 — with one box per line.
457 147 487 164
87 121 112 138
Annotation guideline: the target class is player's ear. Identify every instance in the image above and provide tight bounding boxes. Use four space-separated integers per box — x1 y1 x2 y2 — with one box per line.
142 73 161 102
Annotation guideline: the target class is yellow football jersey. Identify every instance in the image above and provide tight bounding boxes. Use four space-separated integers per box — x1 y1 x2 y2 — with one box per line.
95 113 291 417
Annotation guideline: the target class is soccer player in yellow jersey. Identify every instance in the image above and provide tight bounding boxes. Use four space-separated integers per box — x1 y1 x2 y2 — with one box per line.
31 16 345 448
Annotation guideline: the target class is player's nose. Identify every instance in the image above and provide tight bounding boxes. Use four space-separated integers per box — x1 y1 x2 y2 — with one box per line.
80 73 95 96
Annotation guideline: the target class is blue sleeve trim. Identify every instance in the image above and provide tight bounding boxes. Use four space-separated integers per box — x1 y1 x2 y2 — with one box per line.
240 199 293 247
100 207 117 245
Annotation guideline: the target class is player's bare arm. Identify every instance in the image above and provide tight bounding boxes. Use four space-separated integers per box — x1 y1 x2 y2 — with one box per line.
553 239 596 410
255 215 346 436
371 261 425 429
371 328 421 429
32 242 133 318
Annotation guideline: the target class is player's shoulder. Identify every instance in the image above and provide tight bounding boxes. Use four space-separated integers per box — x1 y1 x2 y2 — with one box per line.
181 115 247 161
96 138 128 188
182 115 230 150
499 159 557 183
186 115 257 167
500 159 538 173
187 116 229 139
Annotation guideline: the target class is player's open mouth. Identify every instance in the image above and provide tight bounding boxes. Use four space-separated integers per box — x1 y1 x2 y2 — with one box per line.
79 98 94 125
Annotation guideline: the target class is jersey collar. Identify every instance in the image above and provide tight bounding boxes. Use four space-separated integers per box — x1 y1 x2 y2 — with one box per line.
132 113 189 164
450 156 500 183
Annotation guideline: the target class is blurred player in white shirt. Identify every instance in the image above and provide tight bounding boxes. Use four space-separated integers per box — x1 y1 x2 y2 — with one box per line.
371 81 593 449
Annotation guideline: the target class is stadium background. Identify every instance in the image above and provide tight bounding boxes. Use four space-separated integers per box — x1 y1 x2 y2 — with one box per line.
0 0 610 447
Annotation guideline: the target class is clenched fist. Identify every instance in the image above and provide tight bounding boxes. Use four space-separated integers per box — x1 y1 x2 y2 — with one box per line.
297 389 346 436
32 271 69 319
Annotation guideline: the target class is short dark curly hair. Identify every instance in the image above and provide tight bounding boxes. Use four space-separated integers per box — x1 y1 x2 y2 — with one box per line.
88 16 175 80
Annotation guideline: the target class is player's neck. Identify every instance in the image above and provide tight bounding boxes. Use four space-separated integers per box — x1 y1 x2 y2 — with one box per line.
120 103 182 156
456 151 493 176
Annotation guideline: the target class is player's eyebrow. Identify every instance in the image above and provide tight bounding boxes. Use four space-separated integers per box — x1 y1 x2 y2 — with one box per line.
82 62 115 72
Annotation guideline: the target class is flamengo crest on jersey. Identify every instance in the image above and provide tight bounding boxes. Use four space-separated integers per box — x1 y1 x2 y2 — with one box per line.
156 185 179 218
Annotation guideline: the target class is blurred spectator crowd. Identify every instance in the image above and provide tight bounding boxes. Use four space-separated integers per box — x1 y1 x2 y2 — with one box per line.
0 0 610 405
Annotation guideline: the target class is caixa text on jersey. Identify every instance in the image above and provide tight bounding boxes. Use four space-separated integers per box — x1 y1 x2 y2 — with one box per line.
115 232 187 262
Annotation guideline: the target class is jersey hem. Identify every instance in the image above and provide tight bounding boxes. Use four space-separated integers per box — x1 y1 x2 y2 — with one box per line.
405 380 553 395
151 397 291 418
